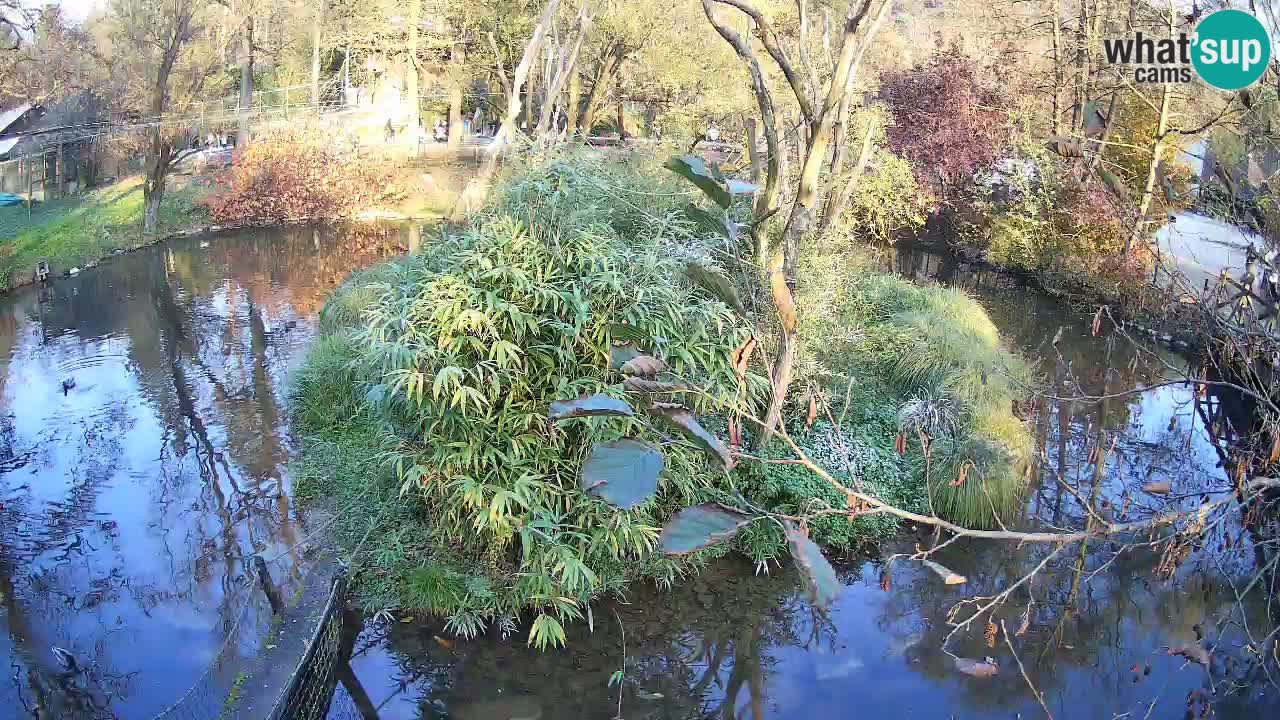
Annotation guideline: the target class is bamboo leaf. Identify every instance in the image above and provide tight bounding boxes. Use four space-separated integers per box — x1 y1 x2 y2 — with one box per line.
580 439 664 509
548 394 634 422
609 324 649 343
659 503 753 554
785 524 841 610
686 262 745 313
665 155 733 208
649 402 735 470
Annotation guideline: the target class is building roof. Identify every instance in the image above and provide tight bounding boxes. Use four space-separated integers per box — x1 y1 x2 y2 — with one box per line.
0 104 33 135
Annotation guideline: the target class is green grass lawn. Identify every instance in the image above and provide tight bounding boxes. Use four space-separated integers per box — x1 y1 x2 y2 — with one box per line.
0 176 205 290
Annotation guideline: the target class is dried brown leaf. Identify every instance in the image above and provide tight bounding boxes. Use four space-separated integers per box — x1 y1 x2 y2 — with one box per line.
921 559 966 585
621 355 666 378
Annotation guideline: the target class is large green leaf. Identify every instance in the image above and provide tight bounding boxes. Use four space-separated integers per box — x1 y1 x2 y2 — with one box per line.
1046 135 1083 158
580 439 664 509
1083 101 1106 138
650 402 735 470
686 262 745 314
665 155 732 208
1098 168 1129 202
660 503 753 554
786 524 841 610
684 204 734 243
549 394 634 422
609 343 642 370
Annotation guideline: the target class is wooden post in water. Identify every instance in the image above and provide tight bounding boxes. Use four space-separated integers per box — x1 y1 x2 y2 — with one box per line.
254 554 285 614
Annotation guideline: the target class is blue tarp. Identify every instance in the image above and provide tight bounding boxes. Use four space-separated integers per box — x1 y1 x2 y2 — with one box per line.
0 193 24 207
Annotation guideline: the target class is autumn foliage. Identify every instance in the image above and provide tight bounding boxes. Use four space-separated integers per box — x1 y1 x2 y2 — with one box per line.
203 130 405 225
879 45 1012 207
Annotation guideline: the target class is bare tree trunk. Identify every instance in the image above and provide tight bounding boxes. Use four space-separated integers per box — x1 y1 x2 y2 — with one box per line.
143 6 194 237
537 5 591 138
1051 0 1065 134
579 44 623 136
522 58 537 132
310 1 324 106
758 0 877 445
1123 1 1174 258
821 116 877 229
565 68 581 137
448 40 464 151
237 15 253 148
820 0 890 230
488 0 562 159
701 1 781 264
405 0 421 136
1124 82 1170 258
616 98 629 138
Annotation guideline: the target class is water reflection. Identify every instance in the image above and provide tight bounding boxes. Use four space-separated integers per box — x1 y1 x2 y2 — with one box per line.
0 224 409 718
330 241 1279 720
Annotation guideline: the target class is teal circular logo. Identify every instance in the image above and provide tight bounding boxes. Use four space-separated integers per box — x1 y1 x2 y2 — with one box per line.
1192 10 1271 91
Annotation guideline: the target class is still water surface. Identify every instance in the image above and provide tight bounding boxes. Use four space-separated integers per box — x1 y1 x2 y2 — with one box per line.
1 227 1276 719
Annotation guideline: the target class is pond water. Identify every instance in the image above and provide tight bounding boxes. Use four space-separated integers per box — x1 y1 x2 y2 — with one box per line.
0 224 413 718
2 227 1277 719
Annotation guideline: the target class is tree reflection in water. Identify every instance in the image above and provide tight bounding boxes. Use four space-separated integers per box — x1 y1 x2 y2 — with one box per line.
0 223 412 718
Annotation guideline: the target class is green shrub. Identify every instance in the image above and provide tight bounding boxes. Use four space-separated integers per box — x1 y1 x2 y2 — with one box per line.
299 154 767 647
840 151 928 242
794 247 1034 529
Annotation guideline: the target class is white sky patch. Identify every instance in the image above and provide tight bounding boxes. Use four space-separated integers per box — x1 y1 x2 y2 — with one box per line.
26 0 102 25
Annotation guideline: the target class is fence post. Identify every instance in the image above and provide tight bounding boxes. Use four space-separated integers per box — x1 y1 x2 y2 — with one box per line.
254 555 285 614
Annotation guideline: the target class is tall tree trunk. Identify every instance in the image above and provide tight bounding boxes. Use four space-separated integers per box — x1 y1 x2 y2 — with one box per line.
237 15 254 148
758 0 877 445
565 68 581 137
820 0 889 230
1051 0 1065 134
448 41 464 150
1124 82 1170 258
821 117 877 229
522 58 537 131
406 0 421 134
310 1 325 105
579 44 623 136
616 97 629 138
488 0 562 159
537 5 590 138
144 10 188 237
1123 0 1174 258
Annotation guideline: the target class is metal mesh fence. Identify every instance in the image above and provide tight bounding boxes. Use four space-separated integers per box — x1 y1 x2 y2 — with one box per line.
266 568 350 720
